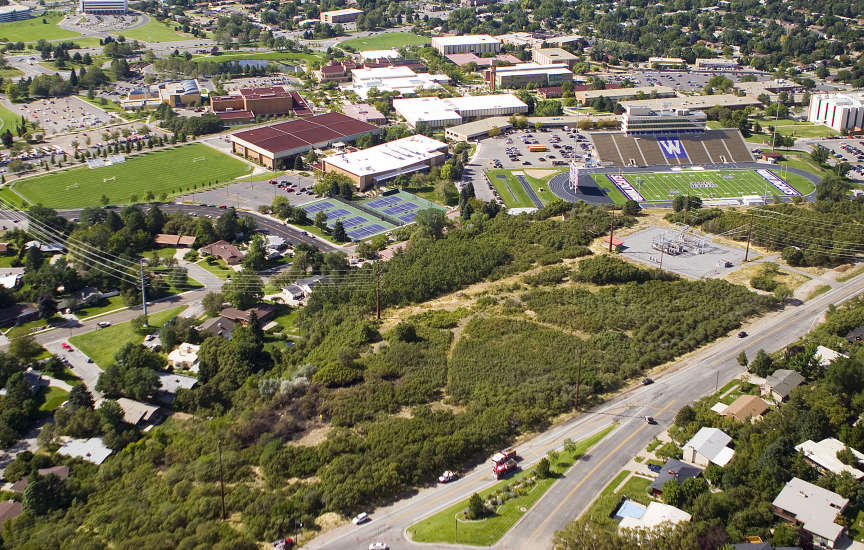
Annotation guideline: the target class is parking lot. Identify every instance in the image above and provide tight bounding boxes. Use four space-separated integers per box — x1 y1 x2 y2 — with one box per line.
597 70 771 93
476 128 595 171
811 138 864 181
16 96 119 136
179 175 319 211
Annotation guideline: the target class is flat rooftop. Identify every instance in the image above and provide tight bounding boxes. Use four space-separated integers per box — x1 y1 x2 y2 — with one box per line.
231 112 378 155
352 66 418 81
320 8 363 15
432 34 500 46
620 93 763 110
323 134 447 176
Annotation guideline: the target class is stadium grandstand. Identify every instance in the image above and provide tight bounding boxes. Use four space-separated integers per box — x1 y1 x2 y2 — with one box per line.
591 129 753 167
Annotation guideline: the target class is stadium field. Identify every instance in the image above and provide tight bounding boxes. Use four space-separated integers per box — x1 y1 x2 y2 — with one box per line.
591 168 816 204
338 32 429 51
13 144 251 208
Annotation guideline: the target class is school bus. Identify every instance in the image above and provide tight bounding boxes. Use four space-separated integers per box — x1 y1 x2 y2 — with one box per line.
528 145 547 152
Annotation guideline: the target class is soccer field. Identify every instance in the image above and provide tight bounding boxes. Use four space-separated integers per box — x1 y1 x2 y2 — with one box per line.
338 32 429 51
14 144 251 208
592 168 817 204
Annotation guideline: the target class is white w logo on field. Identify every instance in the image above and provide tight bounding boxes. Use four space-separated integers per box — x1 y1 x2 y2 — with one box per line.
658 139 684 156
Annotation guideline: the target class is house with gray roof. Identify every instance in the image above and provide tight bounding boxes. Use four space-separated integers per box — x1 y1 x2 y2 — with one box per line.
683 427 735 467
762 369 804 403
649 458 702 495
772 477 847 548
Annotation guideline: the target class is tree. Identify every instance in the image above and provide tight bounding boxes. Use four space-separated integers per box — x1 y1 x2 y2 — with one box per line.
737 350 748 367
749 349 774 378
414 208 445 239
22 473 68 515
67 384 94 411
9 336 42 362
536 457 551 479
223 269 263 309
315 211 327 231
488 126 501 137
242 234 267 271
467 492 485 519
622 199 641 216
332 221 347 242
810 146 830 166
36 294 56 320
202 291 225 317
392 322 416 342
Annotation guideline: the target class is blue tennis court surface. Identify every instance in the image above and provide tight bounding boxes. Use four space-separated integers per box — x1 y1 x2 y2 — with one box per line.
383 202 418 216
348 224 387 240
367 196 401 208
361 190 446 226
325 208 351 220
399 212 417 223
340 216 366 228
304 201 334 214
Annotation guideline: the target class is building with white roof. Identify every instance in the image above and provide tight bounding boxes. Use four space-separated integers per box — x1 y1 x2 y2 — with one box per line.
648 57 686 69
682 427 735 467
487 63 574 89
167 343 200 371
808 92 864 133
320 7 363 23
349 66 450 98
321 134 449 189
432 34 501 55
58 437 113 465
0 4 30 22
617 501 691 534
796 438 864 479
695 58 739 70
359 49 401 62
393 94 528 128
772 477 848 548
80 0 127 14
815 345 847 368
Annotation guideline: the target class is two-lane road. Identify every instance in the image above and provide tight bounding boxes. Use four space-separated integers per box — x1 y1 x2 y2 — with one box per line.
305 272 864 550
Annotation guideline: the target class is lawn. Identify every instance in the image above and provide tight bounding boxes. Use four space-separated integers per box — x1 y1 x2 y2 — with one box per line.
118 18 192 42
268 306 297 333
13 144 252 208
522 170 565 204
75 295 127 320
486 169 534 208
581 473 655 531
0 12 81 42
39 387 69 412
69 305 186 367
5 316 59 340
0 67 23 78
338 31 430 51
192 51 322 66
0 103 21 135
591 168 817 204
197 257 234 279
407 425 616 546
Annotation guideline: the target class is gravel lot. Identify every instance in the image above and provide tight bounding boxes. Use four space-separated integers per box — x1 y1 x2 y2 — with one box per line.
620 225 746 279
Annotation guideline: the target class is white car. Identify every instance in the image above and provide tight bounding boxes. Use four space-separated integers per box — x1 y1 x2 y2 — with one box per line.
438 470 459 483
352 512 369 525
369 543 389 550
97 321 111 328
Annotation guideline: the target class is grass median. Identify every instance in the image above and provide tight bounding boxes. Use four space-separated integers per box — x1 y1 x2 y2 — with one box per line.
407 424 616 546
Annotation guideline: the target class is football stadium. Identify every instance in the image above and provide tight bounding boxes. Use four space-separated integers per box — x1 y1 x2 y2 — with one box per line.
547 105 821 206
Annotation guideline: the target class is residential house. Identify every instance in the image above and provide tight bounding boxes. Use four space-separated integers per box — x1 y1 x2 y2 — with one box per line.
772 477 848 548
9 465 70 493
25 240 63 254
682 427 735 467
0 273 21 289
761 369 805 402
0 501 22 527
57 436 113 465
154 234 196 248
166 343 200 371
200 316 236 340
378 241 407 261
219 303 275 325
617 501 691 534
296 275 329 295
0 243 10 255
114 397 164 426
845 326 864 344
723 394 769 423
60 287 119 311
0 303 39 327
815 345 846 368
649 458 702 495
281 284 304 303
795 438 864 479
199 240 244 265
157 371 198 403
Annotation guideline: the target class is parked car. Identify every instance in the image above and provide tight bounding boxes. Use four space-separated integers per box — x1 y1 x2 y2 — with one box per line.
647 463 662 473
61 342 72 351
369 543 389 550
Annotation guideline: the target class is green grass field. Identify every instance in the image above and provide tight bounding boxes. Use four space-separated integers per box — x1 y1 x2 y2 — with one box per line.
408 425 615 546
338 31 429 51
592 168 817 204
117 18 192 42
192 51 322 66
487 169 534 208
0 12 81 42
70 306 186 367
0 103 21 135
39 387 69 412
14 144 252 208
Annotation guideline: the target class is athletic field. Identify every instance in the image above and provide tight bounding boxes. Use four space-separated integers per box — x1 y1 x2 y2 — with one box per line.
592 168 817 204
13 144 251 208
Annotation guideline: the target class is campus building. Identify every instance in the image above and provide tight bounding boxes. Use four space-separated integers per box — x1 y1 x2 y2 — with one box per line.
228 112 380 169
393 94 528 128
648 57 686 69
695 58 739 71
315 60 361 83
0 4 30 22
209 86 312 124
321 134 449 190
575 85 675 104
80 0 128 14
808 92 864 133
320 8 363 23
532 48 580 69
121 80 203 109
431 34 501 55
349 66 450 98
617 93 761 112
621 105 707 136
485 63 574 89
341 103 388 125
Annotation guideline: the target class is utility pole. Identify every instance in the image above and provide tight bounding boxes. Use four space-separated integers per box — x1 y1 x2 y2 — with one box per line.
714 370 719 394
375 263 381 321
140 259 148 317
744 216 755 262
218 440 226 521
608 211 614 253
575 343 583 410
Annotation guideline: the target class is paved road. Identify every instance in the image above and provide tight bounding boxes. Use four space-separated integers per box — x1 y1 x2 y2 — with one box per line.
304 272 864 550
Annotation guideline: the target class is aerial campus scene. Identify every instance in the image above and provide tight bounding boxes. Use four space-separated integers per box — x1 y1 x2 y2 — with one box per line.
2 0 864 549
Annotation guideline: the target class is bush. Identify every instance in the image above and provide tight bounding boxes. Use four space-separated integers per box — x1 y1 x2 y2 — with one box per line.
536 457 551 479
655 442 682 460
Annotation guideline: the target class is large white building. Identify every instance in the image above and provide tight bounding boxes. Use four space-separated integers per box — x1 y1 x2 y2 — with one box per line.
393 94 528 128
432 34 501 55
80 0 128 14
349 66 450 98
808 92 864 133
321 134 449 189
0 4 30 22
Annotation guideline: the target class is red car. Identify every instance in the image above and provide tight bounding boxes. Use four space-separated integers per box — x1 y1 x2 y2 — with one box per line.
61 342 73 351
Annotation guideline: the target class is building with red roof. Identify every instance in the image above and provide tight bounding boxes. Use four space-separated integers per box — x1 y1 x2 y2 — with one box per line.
229 112 381 169
210 86 312 125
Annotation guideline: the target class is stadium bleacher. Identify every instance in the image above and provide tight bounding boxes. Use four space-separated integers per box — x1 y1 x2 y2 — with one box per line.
680 138 711 164
702 135 731 163
612 135 644 167
637 140 669 166
592 130 753 167
591 134 623 166
718 129 754 162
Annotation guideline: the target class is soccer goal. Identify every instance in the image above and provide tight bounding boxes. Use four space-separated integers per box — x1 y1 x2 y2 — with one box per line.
103 176 116 183
65 183 79 191
191 156 206 163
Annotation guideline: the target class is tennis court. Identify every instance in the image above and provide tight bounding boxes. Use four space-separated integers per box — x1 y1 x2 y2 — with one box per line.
361 190 446 224
302 199 395 241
